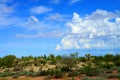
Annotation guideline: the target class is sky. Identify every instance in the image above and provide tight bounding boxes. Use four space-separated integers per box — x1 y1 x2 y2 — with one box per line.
0 0 120 57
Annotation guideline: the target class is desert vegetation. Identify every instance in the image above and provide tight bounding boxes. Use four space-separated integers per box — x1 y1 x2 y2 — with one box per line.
0 53 120 80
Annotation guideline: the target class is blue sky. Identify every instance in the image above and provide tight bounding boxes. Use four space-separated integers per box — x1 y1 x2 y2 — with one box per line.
0 0 120 57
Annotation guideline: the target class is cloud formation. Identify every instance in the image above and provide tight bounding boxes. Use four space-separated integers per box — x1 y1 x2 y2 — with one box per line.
29 16 39 23
0 3 22 27
16 30 65 38
45 13 66 21
16 15 66 38
30 6 52 14
69 0 81 5
0 0 13 3
56 9 120 50
50 0 60 4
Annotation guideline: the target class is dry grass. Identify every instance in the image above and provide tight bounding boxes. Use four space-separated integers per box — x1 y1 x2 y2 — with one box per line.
0 76 45 80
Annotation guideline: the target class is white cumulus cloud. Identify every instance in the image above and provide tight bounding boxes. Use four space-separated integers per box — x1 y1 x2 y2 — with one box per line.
56 9 120 50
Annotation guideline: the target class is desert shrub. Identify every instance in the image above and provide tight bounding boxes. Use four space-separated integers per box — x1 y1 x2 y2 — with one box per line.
107 73 120 79
37 70 49 76
110 66 119 71
13 67 22 71
118 69 120 73
0 72 14 77
68 71 80 77
107 74 117 79
40 70 49 76
12 74 19 78
72 77 75 80
48 68 56 76
48 69 64 78
24 71 40 77
1 55 16 68
116 74 120 78
25 71 33 76
16 71 26 76
80 66 99 76
29 68 34 73
60 66 71 72
105 69 113 74
114 59 120 66
113 54 120 66
82 77 91 80
111 66 120 73
82 77 106 80
44 75 51 80
4 69 10 72
0 73 6 77
31 72 40 77
79 57 86 62
54 70 63 78
98 67 106 73
100 63 114 69
4 72 14 76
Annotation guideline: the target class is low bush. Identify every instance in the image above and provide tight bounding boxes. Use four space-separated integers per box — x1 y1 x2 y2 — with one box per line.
54 70 63 78
60 66 71 72
68 71 80 77
107 74 117 79
31 72 40 77
105 69 113 74
0 73 6 77
16 71 26 76
114 59 120 66
44 75 51 80
39 70 49 76
82 77 106 80
0 72 14 77
100 63 114 69
12 74 19 78
25 71 33 77
107 73 120 79
13 67 22 71
80 66 99 76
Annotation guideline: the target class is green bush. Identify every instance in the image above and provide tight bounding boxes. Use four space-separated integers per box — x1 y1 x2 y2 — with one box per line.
37 70 49 76
48 69 64 78
60 66 71 72
0 72 14 77
54 70 63 78
107 74 117 79
114 60 120 66
25 71 33 76
48 68 55 76
72 77 75 80
31 72 40 77
107 73 120 79
12 74 19 78
82 77 106 80
68 71 80 77
116 74 120 78
80 66 99 76
0 73 6 77
100 63 114 69
13 67 22 71
16 71 26 76
105 69 113 74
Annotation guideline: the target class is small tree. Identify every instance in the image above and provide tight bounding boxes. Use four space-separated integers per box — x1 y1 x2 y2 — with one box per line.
1 55 16 68
59 53 78 71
